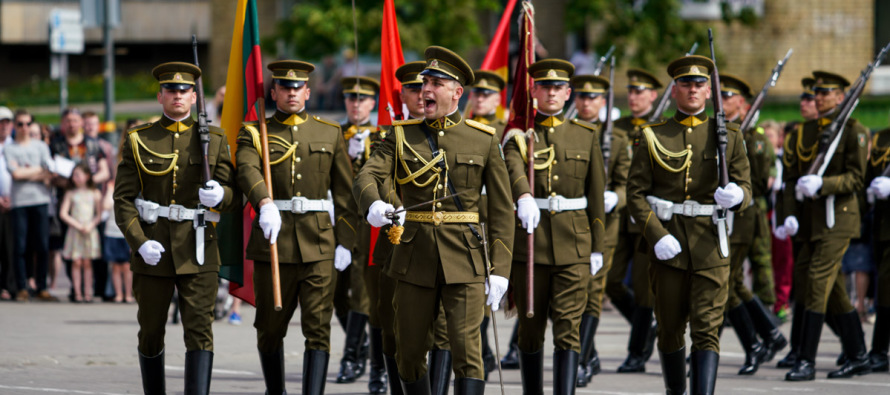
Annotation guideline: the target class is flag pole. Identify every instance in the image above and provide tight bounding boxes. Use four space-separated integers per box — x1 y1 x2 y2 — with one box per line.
256 97 282 311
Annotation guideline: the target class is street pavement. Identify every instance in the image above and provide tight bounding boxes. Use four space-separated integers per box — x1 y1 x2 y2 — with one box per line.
0 279 887 395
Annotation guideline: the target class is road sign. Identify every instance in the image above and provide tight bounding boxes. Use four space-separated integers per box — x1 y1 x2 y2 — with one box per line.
48 9 84 54
81 0 121 28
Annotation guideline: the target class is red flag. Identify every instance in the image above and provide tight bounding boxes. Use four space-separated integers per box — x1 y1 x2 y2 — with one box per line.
369 0 406 266
507 1 536 135
218 0 264 306
480 0 517 116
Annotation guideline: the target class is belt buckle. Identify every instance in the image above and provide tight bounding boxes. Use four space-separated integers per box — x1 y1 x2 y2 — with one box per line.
433 211 445 226
549 196 563 213
682 201 695 217
290 197 306 214
168 204 186 222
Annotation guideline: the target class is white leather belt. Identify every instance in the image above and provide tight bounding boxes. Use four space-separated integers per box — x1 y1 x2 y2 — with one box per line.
646 196 716 221
535 196 588 212
273 196 332 214
135 198 220 223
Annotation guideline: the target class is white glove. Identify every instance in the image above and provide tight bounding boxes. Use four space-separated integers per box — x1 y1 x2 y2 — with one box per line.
198 180 225 208
334 245 352 271
783 216 799 237
869 176 890 200
773 225 788 240
654 235 682 261
714 182 744 209
348 129 371 159
516 196 540 234
259 203 282 244
590 252 604 275
368 200 396 228
603 191 619 213
485 275 509 312
138 240 165 265
797 175 823 198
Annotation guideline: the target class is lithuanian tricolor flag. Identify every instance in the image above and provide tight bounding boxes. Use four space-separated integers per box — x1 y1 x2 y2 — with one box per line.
219 0 264 306
480 0 517 122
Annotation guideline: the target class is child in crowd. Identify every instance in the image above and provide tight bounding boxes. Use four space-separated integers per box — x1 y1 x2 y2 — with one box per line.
103 180 132 303
60 164 102 303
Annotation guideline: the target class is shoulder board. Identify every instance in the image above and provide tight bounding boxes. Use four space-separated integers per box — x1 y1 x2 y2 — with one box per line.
208 125 225 136
570 119 598 132
393 118 423 126
312 116 341 128
465 119 496 135
726 122 740 133
640 120 667 129
127 122 153 135
242 120 259 126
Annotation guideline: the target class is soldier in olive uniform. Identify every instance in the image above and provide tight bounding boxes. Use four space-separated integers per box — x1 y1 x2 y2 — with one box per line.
719 74 786 375
865 127 890 373
334 76 379 384
611 68 664 373
114 62 239 395
569 74 632 387
627 56 753 394
502 59 606 395
780 71 872 381
236 60 357 395
355 46 515 395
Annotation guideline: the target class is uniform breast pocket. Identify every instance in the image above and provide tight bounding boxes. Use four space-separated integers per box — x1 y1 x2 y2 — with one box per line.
140 150 174 175
188 153 218 176
453 154 484 187
309 142 334 172
565 150 589 178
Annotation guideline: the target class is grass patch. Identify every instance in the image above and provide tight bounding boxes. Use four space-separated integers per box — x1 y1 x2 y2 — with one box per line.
0 74 160 108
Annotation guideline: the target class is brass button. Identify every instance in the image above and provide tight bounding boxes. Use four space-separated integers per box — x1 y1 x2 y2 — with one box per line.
148 158 153 163
843 206 848 212
174 149 179 154
296 174 302 180
549 128 554 133
437 184 443 190
553 175 559 181
438 131 445 137
296 192 301 197
551 192 557 197
686 195 691 200
174 133 180 138
172 183 178 189
171 199 176 204
321 147 326 152
296 157 302 162
436 202 442 208
550 210 556 214
553 160 558 164
468 159 474 164
686 144 692 149
686 128 693 134
687 178 692 183
292 126 299 132
174 166 179 171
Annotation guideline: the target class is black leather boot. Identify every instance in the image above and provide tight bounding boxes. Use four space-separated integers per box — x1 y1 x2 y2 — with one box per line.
357 328 370 378
500 321 521 369
368 327 388 393
612 292 637 323
302 349 329 395
384 354 405 395
576 314 596 387
828 310 872 378
138 349 166 395
336 311 368 383
618 307 653 373
727 305 767 375
660 347 686 395
184 350 213 395
744 297 787 363
453 377 485 395
401 370 432 395
826 313 847 366
777 302 803 368
553 349 579 395
258 348 286 394
428 349 453 395
869 305 890 372
480 316 496 381
785 310 823 381
689 350 719 395
519 350 544 395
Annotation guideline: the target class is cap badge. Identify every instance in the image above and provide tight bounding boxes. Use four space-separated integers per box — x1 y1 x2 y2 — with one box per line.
287 70 296 78
690 66 701 75
479 80 489 87
583 82 593 90
430 59 440 68
816 78 824 84
547 69 558 78
630 76 638 82
174 73 183 81
353 84 361 91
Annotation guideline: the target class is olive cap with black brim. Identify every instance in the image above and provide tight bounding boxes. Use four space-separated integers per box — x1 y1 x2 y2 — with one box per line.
419 46 474 86
529 59 574 86
626 68 663 90
471 70 506 94
719 73 753 99
341 76 380 98
268 60 315 88
396 61 425 89
812 70 850 93
667 55 714 83
801 77 816 99
152 62 201 91
571 75 609 98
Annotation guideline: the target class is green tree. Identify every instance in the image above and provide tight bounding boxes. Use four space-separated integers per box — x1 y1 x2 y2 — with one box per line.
267 0 501 60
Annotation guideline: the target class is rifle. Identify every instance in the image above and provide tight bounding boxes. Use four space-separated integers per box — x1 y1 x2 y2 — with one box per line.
708 29 730 259
565 45 615 120
603 57 615 176
192 35 211 265
649 42 699 123
739 49 793 132
810 42 890 178
480 222 506 395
